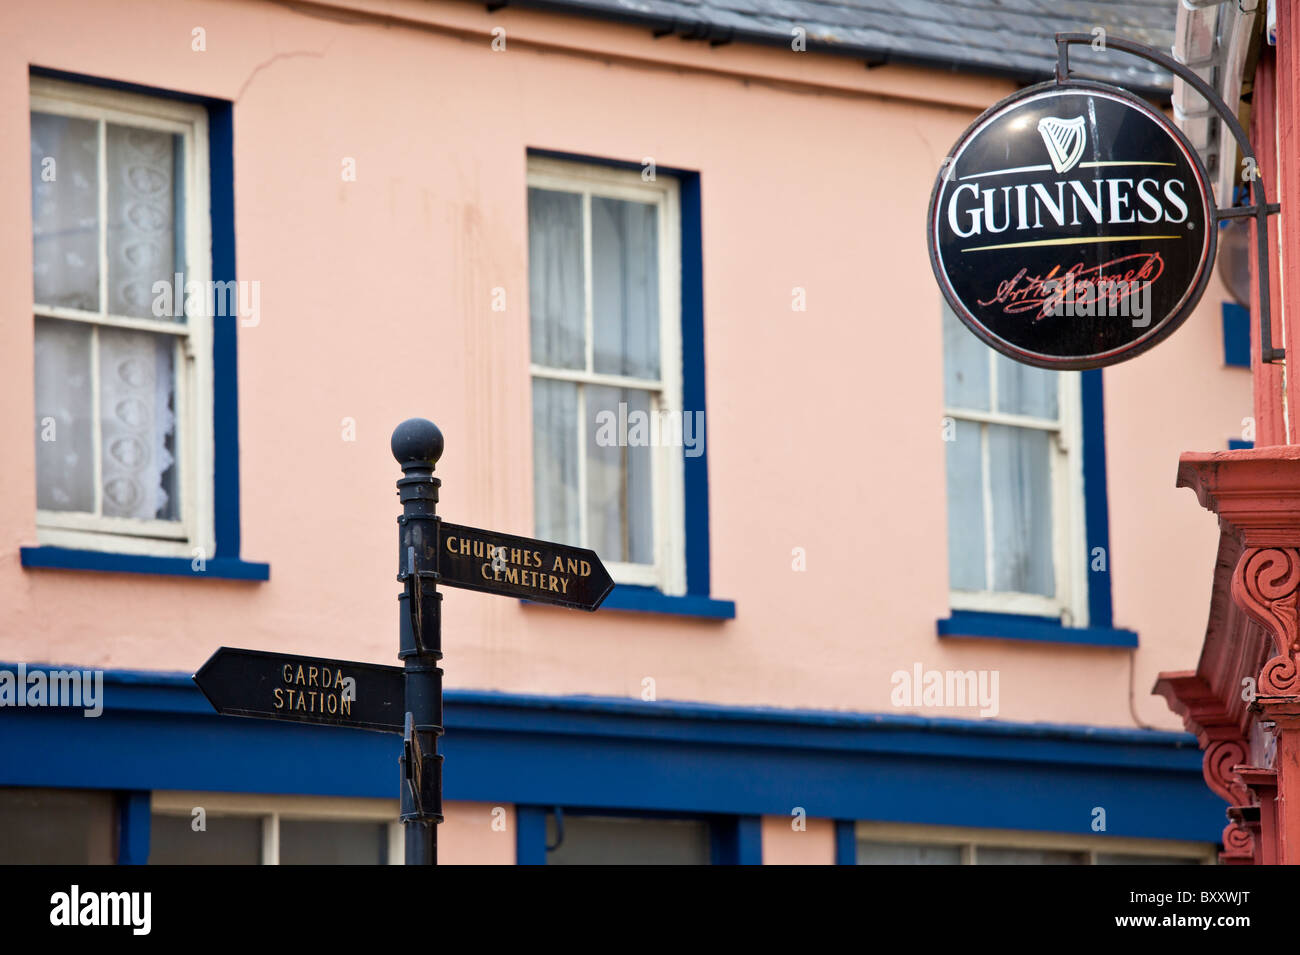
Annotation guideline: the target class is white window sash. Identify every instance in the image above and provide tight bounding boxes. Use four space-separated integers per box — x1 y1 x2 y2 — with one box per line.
527 158 685 596
944 354 1087 625
30 77 214 560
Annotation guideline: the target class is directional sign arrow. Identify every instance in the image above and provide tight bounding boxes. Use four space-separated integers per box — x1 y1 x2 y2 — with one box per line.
193 647 404 733
438 522 614 611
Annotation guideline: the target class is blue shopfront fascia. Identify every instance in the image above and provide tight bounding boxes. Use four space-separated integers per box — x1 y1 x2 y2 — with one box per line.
20 68 267 583
0 667 1224 864
938 369 1139 648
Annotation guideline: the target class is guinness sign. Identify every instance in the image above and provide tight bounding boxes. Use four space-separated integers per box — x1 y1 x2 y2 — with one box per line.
928 82 1216 369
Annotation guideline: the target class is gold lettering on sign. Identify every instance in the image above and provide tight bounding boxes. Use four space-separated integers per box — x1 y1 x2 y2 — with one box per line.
456 532 591 598
275 661 354 717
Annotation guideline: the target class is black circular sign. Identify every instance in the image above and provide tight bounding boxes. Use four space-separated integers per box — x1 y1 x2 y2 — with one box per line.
928 81 1216 370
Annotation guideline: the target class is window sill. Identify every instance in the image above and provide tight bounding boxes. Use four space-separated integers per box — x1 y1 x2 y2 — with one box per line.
523 585 735 620
20 546 269 581
937 610 1136 648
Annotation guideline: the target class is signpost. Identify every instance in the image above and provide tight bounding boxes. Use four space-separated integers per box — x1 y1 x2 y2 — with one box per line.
192 417 612 865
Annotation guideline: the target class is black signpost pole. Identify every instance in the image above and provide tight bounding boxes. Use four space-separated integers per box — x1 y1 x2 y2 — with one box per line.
392 418 445 865
194 418 610 865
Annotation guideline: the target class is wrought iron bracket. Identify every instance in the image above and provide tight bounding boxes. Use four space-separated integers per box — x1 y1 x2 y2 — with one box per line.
1056 32 1284 363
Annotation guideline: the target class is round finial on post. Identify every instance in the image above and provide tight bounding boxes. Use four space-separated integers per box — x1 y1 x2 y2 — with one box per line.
391 418 444 470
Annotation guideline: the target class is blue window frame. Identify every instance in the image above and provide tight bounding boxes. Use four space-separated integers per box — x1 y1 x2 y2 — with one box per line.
939 368 1137 648
1222 301 1251 369
526 149 730 620
20 68 265 582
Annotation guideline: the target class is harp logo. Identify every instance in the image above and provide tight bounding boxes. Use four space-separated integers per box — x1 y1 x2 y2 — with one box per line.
1037 116 1087 173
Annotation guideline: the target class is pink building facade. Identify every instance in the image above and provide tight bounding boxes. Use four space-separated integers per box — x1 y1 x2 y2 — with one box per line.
0 0 1249 863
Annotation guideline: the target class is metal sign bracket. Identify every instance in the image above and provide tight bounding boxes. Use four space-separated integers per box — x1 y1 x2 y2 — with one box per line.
1055 32 1284 364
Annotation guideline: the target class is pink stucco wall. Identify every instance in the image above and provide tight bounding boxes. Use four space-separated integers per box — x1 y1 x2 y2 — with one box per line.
442 801 514 864
761 815 835 865
0 0 1247 774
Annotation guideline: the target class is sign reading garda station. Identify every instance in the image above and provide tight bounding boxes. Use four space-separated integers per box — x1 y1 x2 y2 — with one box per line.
928 82 1216 369
194 647 403 733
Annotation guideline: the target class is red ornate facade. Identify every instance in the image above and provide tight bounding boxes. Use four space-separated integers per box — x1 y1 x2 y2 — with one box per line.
1156 8 1300 866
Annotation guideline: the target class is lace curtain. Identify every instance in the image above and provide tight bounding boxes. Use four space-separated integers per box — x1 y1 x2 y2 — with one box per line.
31 113 178 522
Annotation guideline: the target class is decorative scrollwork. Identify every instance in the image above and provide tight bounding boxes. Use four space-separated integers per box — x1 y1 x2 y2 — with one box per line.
1259 654 1300 696
1231 547 1300 659
1203 740 1251 805
1222 820 1254 859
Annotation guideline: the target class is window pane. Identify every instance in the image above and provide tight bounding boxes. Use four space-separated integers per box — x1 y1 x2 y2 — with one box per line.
586 385 653 564
149 813 262 864
546 815 709 865
31 112 99 311
857 840 962 865
945 418 985 591
528 188 584 370
533 377 579 546
988 425 1054 596
280 820 388 865
107 124 181 320
99 327 178 520
35 318 95 512
995 353 1058 419
976 846 1086 865
0 788 115 864
942 304 989 411
592 196 659 379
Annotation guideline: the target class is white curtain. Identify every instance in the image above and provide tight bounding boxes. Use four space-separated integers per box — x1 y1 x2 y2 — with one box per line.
591 197 658 379
31 116 178 521
34 320 94 512
532 378 579 546
988 424 1054 596
99 327 176 520
528 188 584 369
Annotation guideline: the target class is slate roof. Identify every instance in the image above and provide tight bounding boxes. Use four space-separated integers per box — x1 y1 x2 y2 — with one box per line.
512 0 1179 93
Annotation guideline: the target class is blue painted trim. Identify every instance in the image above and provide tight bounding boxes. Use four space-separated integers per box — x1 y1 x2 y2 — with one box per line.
596 585 734 619
0 669 1223 842
527 148 721 603
678 171 711 598
515 806 548 865
20 547 269 581
938 610 1138 648
834 819 857 865
116 791 151 865
26 69 257 572
1229 439 1255 451
207 100 242 559
1081 369 1115 630
1222 302 1251 369
711 815 762 865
